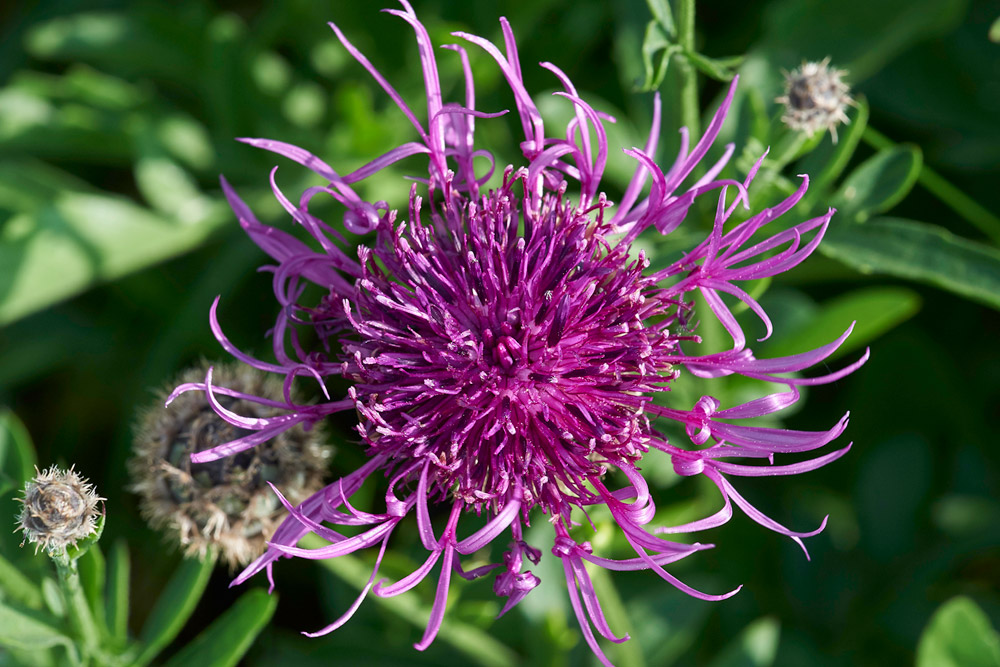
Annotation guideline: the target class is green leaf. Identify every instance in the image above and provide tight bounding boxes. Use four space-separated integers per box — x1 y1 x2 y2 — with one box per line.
917 597 1000 667
684 49 742 82
76 542 106 634
763 286 921 362
798 99 869 209
821 217 1000 310
0 409 37 485
644 0 675 33
990 17 1000 43
640 21 680 91
105 540 130 644
132 552 216 667
0 161 227 325
831 145 922 222
0 552 43 608
162 589 277 667
707 617 781 667
0 598 76 662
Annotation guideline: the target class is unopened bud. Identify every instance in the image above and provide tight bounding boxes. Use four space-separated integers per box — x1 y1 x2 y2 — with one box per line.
18 466 103 554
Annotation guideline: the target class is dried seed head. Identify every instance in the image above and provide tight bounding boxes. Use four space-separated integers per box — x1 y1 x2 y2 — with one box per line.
776 58 853 143
18 466 103 554
130 362 332 568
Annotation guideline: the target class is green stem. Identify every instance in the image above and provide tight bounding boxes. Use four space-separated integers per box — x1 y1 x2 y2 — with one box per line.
676 0 699 141
863 126 1000 245
51 550 101 661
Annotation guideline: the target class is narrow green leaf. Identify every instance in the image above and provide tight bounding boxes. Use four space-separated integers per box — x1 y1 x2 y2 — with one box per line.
162 589 277 667
763 286 921 362
798 98 869 209
822 217 1000 310
684 49 742 82
105 540 130 644
707 617 781 667
132 553 216 667
831 145 922 222
917 597 1000 667
76 542 107 634
0 552 43 608
640 22 679 91
0 410 38 484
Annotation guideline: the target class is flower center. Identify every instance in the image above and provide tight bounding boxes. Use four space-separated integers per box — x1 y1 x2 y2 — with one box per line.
340 175 680 512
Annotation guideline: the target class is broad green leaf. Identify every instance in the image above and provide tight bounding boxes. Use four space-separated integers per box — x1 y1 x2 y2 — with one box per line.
105 540 130 644
41 578 65 619
763 286 921 362
162 589 277 667
917 597 1000 667
0 599 76 660
821 217 1000 310
991 17 1000 43
132 552 216 667
831 145 922 222
0 161 227 324
708 617 781 667
0 552 43 609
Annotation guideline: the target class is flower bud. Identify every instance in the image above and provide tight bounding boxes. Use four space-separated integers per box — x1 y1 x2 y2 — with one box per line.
776 58 853 142
18 466 103 554
130 362 332 568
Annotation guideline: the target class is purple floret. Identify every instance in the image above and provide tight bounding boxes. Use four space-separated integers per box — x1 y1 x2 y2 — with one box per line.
168 3 868 664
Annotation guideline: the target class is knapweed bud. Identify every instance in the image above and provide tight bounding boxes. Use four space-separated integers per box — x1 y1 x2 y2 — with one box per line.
18 466 103 554
130 362 331 568
776 58 853 143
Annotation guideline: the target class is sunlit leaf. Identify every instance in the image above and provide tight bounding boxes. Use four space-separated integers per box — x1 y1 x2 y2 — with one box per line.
831 144 922 222
821 217 1000 309
917 597 1000 667
763 286 921 362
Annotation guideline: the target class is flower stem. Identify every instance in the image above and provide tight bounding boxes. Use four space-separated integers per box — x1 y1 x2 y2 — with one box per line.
51 550 101 659
863 126 1000 245
676 0 700 141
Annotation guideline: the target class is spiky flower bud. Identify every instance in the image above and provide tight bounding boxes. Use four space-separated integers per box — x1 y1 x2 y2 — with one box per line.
130 362 331 568
18 466 103 554
776 58 853 142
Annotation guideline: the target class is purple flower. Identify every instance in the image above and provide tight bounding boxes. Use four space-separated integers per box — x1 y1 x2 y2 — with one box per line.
169 3 867 664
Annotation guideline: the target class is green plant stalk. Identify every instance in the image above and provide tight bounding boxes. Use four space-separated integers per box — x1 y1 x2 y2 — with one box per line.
863 126 1000 245
675 0 699 141
51 550 101 659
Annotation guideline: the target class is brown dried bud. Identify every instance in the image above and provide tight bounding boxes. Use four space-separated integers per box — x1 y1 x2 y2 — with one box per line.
18 466 103 554
130 362 332 569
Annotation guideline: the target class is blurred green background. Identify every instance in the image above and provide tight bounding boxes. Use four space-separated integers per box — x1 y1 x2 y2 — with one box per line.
1 0 998 665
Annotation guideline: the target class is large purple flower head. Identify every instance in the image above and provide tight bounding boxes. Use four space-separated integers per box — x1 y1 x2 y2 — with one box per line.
169 3 868 663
